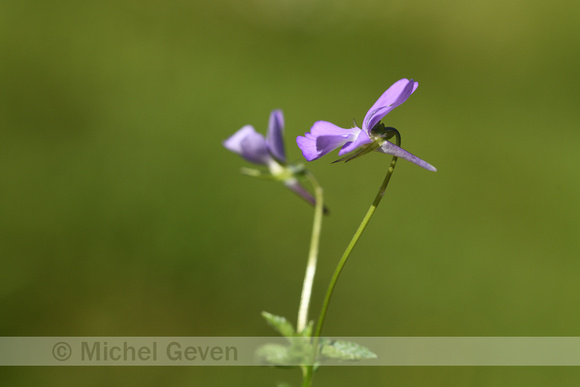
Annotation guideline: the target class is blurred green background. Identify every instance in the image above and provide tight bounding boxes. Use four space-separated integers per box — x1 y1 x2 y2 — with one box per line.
2 0 580 385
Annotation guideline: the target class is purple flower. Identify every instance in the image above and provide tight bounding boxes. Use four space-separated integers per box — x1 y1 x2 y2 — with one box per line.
223 110 318 207
224 109 286 165
296 79 436 172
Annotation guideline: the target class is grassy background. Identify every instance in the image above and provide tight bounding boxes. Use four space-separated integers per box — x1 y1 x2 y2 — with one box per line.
1 0 580 385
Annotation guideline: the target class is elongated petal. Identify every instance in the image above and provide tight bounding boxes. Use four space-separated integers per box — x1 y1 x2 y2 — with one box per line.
296 121 358 161
223 125 270 165
266 109 286 163
283 178 329 214
377 140 437 172
284 178 316 206
363 79 419 131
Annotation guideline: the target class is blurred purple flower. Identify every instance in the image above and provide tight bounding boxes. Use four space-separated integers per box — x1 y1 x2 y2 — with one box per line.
224 110 286 165
224 110 318 207
296 79 436 172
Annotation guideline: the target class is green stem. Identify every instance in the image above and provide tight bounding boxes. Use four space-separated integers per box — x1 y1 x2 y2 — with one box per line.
297 171 324 333
302 133 401 387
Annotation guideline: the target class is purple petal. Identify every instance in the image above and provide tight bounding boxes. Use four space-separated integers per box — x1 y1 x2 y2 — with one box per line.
266 109 286 163
284 178 316 207
315 132 355 156
296 121 359 161
283 178 329 213
223 125 270 165
296 135 319 161
363 79 419 131
376 140 437 172
338 129 372 156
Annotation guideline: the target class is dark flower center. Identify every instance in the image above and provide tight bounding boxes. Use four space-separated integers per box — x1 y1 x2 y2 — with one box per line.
370 122 397 140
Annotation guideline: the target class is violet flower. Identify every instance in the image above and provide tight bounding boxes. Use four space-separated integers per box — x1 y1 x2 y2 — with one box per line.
223 110 318 207
296 79 436 172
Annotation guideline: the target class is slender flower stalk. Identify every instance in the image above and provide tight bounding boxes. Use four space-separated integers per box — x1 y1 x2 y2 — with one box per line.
315 131 401 338
296 171 324 333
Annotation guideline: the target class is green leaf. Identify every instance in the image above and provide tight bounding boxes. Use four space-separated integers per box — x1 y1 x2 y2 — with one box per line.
255 343 291 365
320 340 377 361
255 342 308 367
262 311 296 338
277 383 293 387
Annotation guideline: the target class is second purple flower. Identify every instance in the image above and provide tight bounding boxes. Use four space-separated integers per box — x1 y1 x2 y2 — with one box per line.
223 110 320 208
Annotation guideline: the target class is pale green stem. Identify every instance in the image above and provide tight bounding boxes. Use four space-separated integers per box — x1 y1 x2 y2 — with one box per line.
297 171 324 333
302 133 401 387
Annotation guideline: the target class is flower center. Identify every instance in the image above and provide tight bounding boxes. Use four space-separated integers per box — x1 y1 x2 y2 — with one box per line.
370 122 398 142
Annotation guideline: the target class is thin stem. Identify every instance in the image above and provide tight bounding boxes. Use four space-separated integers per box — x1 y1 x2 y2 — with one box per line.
297 171 324 333
302 132 401 387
